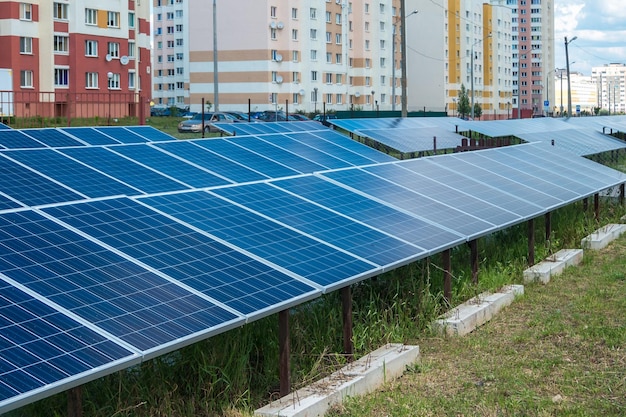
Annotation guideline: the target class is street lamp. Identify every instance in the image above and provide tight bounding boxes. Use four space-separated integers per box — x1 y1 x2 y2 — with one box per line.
313 87 318 113
452 98 456 117
107 71 113 126
392 8 417 113
564 36 577 117
470 33 491 120
371 90 375 110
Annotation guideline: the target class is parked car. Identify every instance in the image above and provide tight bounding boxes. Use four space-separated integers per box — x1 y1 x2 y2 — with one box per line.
224 111 252 122
177 112 236 133
181 111 198 119
312 113 338 126
150 106 171 117
257 110 289 122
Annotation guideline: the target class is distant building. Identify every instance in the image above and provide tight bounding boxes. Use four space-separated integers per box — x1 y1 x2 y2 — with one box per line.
553 71 597 116
592 63 626 115
0 1 151 118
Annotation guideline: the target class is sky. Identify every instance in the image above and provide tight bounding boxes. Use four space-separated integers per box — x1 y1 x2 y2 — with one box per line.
554 0 626 75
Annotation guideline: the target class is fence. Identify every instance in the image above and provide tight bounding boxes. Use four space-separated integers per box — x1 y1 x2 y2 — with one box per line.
0 90 149 129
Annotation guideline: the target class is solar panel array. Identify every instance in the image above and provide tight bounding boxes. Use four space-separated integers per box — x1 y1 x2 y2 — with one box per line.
332 117 626 156
212 120 327 136
0 121 624 413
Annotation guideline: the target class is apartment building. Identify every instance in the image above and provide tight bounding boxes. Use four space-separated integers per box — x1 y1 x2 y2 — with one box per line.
506 0 554 117
0 0 151 117
158 0 435 114
152 0 189 108
592 63 625 115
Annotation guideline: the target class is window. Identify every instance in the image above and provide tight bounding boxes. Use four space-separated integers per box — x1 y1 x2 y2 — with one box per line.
272 71 278 82
271 49 279 60
325 73 333 84
20 37 32 54
336 74 343 84
310 8 317 19
270 93 277 104
326 93 332 104
326 52 332 63
336 53 342 64
128 71 136 89
291 29 298 40
128 41 136 58
292 50 299 62
176 81 183 89
53 35 69 53
85 72 98 89
20 70 33 88
175 10 183 18
108 42 120 58
311 71 318 81
325 11 331 23
311 29 317 40
166 12 174 19
270 6 277 17
336 13 342 24
325 32 331 43
176 53 183 60
107 11 120 28
292 93 300 104
292 8 298 19
53 3 69 20
85 40 98 56
175 24 183 32
20 3 32 20
335 34 341 44
336 94 343 105
167 54 174 62
54 68 69 87
108 73 120 89
176 67 184 74
167 40 174 48
85 8 97 25
128 12 135 28
292 72 299 83
271 28 277 39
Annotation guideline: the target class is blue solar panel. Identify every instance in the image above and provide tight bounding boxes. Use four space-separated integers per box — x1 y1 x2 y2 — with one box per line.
5 149 141 198
313 130 396 163
213 122 267 136
0 131 43 149
0 280 136 408
94 127 148 144
322 168 496 238
363 163 522 228
58 147 188 194
226 136 328 173
107 144 230 188
273 175 464 252
254 134 353 170
139 191 377 289
0 210 241 352
358 127 466 153
152 141 264 183
455 152 580 203
59 127 120 145
0 123 10 130
0 154 83 206
192 139 300 179
405 159 544 218
285 132 387 166
212 183 425 266
20 129 83 148
124 126 175 142
44 198 319 315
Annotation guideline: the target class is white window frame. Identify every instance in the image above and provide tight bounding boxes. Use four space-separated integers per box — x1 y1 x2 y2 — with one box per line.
128 41 136 58
85 8 97 25
128 12 135 28
20 3 32 21
54 68 70 88
85 72 98 89
53 35 69 54
20 37 32 54
107 73 120 89
107 42 120 58
85 40 98 57
20 70 33 88
128 71 136 89
107 11 120 28
53 2 69 20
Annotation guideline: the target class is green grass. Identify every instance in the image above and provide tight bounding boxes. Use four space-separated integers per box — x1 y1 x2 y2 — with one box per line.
328 232 626 417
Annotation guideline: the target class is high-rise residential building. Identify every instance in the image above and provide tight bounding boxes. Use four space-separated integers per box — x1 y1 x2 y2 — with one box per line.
444 0 514 119
0 0 151 117
155 0 552 118
152 0 189 108
592 63 625 115
506 0 554 117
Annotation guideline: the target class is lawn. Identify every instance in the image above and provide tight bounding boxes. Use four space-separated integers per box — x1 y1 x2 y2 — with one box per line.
327 236 626 416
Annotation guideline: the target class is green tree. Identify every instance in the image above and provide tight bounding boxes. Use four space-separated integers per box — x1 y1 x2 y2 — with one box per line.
457 84 470 119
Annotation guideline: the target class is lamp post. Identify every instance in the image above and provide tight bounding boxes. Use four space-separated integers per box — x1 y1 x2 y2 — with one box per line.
452 98 456 117
313 87 318 113
107 71 113 126
392 8 417 113
564 36 577 118
371 90 375 110
470 34 491 120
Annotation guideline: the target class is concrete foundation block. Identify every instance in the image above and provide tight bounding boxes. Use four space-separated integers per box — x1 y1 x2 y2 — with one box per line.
432 284 524 337
581 224 626 250
523 248 583 284
255 343 420 417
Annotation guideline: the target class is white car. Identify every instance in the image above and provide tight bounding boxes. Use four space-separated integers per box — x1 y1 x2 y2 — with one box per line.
177 112 236 133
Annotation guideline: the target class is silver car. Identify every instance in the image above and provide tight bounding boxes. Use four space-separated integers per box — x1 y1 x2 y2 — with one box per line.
177 112 236 133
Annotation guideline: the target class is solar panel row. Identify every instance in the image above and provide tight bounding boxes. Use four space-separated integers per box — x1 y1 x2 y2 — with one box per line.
1 121 625 414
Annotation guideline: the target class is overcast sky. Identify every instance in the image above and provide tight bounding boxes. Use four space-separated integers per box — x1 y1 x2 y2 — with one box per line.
554 0 626 75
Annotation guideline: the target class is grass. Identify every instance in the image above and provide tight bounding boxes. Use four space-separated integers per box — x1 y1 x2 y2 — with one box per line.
327 235 626 417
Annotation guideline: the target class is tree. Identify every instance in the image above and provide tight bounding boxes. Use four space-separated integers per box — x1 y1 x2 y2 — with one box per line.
457 84 470 119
